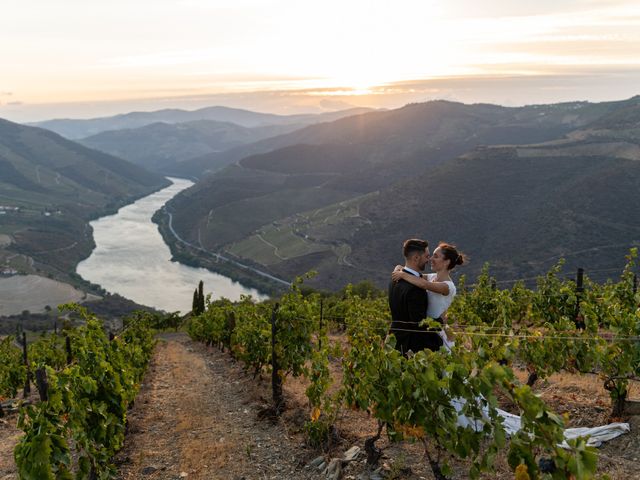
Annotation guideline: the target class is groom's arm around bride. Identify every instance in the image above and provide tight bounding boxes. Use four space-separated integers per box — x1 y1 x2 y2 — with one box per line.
388 238 443 355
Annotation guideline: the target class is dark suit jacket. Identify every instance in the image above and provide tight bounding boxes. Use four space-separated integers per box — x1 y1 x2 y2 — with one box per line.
388 273 442 355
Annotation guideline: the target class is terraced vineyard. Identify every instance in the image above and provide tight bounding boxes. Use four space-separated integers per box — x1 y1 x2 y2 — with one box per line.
187 252 640 479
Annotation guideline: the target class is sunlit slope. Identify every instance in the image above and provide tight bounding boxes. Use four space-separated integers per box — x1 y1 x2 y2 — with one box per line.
169 99 615 178
163 97 640 289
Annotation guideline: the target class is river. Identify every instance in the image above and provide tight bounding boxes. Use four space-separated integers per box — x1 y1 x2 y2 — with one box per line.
77 177 266 313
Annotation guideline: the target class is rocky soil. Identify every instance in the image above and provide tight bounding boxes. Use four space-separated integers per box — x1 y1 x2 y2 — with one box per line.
2 332 639 479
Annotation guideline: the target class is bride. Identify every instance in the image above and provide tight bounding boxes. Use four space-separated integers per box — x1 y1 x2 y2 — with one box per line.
392 244 630 445
391 242 465 349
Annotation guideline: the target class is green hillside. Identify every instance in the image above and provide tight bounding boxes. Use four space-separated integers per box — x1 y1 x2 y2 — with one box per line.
168 98 624 178
346 143 640 287
0 118 170 285
162 96 640 290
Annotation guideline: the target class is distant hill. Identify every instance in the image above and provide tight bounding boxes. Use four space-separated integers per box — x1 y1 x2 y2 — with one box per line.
165 99 620 248
168 98 619 178
30 106 374 140
161 96 640 290
0 118 170 283
77 120 306 174
346 141 640 288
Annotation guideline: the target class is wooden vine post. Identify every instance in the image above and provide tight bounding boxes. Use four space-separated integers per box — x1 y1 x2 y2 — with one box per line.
574 267 585 329
66 335 73 365
22 332 31 397
35 367 49 402
270 303 284 414
318 298 324 350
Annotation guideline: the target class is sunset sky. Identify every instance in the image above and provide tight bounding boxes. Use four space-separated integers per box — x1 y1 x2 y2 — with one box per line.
2 0 639 121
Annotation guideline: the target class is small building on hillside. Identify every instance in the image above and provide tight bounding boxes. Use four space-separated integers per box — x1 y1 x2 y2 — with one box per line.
0 268 19 276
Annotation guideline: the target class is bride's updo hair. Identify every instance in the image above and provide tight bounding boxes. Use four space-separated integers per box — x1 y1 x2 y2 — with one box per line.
438 242 466 270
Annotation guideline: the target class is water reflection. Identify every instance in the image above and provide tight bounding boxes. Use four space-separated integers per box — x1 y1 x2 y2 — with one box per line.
77 177 265 313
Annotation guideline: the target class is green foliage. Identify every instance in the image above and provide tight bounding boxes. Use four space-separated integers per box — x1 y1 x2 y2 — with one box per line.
582 251 640 415
0 336 26 399
189 275 320 381
447 266 520 364
198 280 205 315
304 341 341 448
530 260 578 324
192 289 199 315
147 311 183 331
274 276 318 378
448 254 640 402
28 333 68 371
191 280 206 316
505 382 599 480
183 252 640 478
11 305 155 479
230 298 272 375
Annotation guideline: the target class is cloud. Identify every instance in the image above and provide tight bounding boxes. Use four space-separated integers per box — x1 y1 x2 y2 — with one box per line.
3 66 640 123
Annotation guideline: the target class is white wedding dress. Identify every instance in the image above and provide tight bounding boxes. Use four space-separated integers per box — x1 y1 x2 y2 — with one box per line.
450 395 629 448
426 275 630 447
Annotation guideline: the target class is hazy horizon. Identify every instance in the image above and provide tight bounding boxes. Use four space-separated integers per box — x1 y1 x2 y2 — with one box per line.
2 0 639 122
5 72 640 124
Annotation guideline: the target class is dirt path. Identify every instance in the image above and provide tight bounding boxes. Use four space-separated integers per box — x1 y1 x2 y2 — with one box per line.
0 419 20 480
115 333 321 480
3 332 639 479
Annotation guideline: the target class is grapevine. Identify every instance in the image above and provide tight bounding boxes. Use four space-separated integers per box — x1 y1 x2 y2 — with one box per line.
9 305 157 479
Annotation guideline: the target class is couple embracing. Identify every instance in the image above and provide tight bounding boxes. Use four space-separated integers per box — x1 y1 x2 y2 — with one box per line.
388 238 465 355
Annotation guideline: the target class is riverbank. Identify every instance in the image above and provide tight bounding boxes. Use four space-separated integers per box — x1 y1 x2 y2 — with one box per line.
152 206 289 296
77 178 267 312
0 178 172 300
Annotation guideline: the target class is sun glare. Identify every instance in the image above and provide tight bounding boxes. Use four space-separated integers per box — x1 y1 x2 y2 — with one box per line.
2 0 640 120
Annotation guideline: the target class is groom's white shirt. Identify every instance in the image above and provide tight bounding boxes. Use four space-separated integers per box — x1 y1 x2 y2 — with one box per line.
402 266 421 277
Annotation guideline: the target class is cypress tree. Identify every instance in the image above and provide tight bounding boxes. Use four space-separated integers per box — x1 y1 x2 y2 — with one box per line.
192 288 199 315
198 280 205 313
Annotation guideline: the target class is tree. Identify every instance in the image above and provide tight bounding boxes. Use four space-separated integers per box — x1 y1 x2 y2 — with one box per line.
198 280 205 314
192 289 199 315
192 281 206 315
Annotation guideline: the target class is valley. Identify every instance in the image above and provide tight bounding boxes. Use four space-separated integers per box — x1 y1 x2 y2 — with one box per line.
77 178 266 313
5 6 640 479
0 119 169 320
4 96 640 309
159 97 640 290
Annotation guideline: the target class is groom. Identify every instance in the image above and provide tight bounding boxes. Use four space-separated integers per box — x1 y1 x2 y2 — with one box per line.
388 238 443 355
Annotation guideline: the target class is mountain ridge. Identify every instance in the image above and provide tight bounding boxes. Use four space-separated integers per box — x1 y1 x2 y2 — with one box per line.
77 119 307 173
30 106 374 140
169 98 623 178
160 96 640 290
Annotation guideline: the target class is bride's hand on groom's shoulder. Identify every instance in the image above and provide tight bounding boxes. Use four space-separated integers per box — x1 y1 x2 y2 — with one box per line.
391 268 404 282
